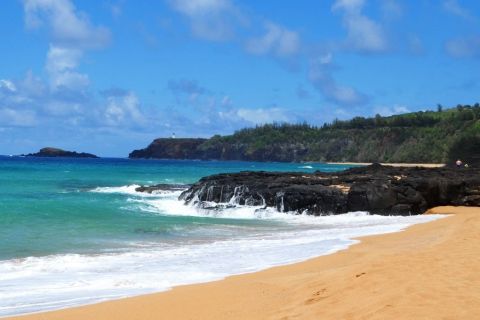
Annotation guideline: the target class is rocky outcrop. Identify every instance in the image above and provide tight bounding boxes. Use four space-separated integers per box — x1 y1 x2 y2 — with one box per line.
26 147 98 158
135 184 189 194
129 138 312 162
164 164 480 216
129 138 207 159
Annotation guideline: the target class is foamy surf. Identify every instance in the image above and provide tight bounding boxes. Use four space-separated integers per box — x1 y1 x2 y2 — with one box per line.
91 184 188 197
91 184 436 226
6 158 435 318
91 185 143 195
0 211 445 317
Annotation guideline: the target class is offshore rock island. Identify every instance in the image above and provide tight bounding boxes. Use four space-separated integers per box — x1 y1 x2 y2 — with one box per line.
25 147 98 158
138 164 480 216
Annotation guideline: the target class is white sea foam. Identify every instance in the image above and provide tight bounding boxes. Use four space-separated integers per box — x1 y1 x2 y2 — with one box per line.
0 200 445 317
91 185 143 195
90 185 186 197
99 186 437 228
299 165 313 169
96 185 286 220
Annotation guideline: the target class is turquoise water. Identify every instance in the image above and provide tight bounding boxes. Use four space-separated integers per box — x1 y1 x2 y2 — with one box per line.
0 157 442 316
0 157 354 260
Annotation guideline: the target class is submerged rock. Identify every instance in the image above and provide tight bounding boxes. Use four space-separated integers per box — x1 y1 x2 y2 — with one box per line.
135 184 189 194
174 164 480 216
26 147 98 158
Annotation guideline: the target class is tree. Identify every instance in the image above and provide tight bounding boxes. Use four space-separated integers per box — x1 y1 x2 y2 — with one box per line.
437 104 443 112
374 114 384 126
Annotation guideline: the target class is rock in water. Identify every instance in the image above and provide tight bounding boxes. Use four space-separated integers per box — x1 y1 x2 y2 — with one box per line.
171 164 480 216
26 147 98 158
134 184 189 194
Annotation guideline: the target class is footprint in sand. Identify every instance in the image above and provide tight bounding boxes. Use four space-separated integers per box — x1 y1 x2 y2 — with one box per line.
305 288 329 305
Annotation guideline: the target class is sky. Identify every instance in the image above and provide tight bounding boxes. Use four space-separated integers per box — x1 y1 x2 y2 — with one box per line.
1 0 480 156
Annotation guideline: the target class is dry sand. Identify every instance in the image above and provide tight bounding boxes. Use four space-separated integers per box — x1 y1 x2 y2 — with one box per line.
327 162 445 168
8 206 480 320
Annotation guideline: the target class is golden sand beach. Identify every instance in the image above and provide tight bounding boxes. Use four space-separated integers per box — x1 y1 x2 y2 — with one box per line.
8 206 479 320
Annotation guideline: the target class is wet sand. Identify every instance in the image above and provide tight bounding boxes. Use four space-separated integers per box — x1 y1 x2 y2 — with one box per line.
7 206 480 320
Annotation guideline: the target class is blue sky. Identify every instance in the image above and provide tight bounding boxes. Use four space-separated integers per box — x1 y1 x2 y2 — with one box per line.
1 0 479 156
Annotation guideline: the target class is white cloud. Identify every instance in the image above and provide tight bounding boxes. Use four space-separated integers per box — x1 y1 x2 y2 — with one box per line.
381 0 403 20
45 45 89 90
168 79 217 109
170 0 231 16
0 80 17 92
0 72 89 126
23 0 111 49
42 99 84 116
343 16 387 52
168 0 302 64
0 108 37 127
219 107 290 125
245 22 300 58
22 0 110 92
0 71 152 132
21 71 47 97
168 0 242 41
445 36 480 58
104 92 146 127
236 108 289 124
168 79 207 103
332 0 365 12
0 75 38 107
0 79 37 128
220 95 232 107
443 0 474 21
374 105 410 116
308 54 367 106
110 2 123 18
319 52 333 64
332 0 388 53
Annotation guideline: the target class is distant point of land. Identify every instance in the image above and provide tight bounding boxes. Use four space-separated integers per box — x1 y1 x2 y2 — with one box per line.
129 104 480 167
25 147 98 158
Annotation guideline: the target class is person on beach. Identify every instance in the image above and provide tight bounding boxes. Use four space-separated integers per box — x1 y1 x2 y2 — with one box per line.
456 159 463 167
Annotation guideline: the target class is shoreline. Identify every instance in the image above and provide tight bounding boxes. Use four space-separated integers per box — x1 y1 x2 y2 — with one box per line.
326 162 445 168
7 206 480 320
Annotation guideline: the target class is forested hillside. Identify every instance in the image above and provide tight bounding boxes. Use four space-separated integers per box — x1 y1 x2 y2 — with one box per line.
130 104 480 166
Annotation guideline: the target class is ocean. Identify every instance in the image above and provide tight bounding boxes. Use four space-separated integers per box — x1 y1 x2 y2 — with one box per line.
0 156 442 317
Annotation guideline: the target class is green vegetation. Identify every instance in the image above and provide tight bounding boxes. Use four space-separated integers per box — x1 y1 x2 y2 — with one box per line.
199 104 480 165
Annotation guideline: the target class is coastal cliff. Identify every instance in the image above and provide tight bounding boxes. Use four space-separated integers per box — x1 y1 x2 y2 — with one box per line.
129 106 480 165
129 138 207 159
26 147 98 158
139 164 480 216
